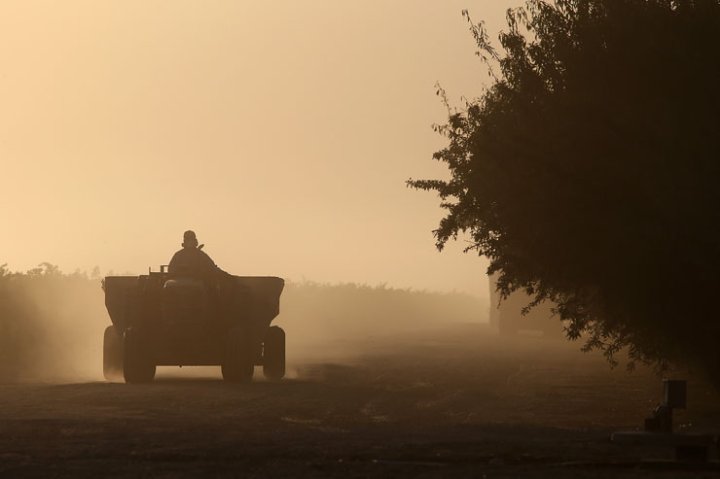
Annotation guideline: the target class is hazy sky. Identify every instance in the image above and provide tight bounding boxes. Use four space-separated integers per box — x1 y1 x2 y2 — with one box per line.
1 1 521 295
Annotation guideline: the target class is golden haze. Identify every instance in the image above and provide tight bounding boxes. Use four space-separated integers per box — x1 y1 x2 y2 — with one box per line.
0 1 521 295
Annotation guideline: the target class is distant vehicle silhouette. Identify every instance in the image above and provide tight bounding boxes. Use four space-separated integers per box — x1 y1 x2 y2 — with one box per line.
102 264 286 383
488 273 564 338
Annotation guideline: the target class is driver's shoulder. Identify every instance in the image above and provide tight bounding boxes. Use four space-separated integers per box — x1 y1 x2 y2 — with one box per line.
198 249 216 263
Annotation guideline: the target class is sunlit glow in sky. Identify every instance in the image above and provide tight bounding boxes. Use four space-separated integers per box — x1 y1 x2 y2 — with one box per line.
0 1 522 295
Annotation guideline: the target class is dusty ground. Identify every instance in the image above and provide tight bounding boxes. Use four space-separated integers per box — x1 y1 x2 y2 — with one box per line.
1 324 719 478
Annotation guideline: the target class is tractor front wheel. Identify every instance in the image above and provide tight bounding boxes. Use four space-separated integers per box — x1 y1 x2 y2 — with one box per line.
222 327 254 383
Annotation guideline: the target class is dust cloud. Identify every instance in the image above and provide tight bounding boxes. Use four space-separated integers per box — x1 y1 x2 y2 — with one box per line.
0 266 106 382
281 281 486 363
0 266 486 382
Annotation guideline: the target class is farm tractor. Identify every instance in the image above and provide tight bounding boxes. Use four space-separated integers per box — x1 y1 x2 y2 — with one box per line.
102 266 285 383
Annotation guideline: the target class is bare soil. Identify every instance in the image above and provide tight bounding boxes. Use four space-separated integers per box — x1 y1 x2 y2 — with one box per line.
1 324 719 478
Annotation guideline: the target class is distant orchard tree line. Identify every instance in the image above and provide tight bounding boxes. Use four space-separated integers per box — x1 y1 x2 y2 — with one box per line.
411 0 720 381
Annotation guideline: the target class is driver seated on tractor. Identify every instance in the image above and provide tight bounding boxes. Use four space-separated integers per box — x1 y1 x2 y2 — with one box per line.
168 230 230 283
168 231 237 326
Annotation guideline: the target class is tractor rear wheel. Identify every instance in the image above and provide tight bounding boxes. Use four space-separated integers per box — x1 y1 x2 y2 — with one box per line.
103 325 123 381
123 328 156 383
263 326 285 381
222 327 254 383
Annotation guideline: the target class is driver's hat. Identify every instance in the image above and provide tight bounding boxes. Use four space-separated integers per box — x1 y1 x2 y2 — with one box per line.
182 230 199 247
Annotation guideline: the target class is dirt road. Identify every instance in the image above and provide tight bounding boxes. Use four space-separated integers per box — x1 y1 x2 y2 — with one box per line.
1 324 719 478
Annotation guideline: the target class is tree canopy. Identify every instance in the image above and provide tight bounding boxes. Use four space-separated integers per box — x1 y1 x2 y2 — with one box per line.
410 0 720 378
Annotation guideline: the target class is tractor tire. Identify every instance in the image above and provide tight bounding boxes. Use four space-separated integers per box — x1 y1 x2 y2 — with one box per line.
123 328 156 383
221 327 254 383
262 326 285 381
103 325 123 381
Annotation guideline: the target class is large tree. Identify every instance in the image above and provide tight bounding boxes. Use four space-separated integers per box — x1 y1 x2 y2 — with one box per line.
411 0 720 378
